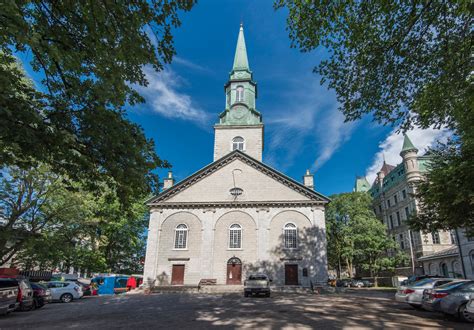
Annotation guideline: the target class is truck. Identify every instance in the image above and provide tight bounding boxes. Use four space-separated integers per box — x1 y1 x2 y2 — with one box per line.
244 274 271 297
0 278 19 315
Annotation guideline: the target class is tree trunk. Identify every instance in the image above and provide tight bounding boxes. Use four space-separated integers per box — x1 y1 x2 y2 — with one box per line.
337 257 342 278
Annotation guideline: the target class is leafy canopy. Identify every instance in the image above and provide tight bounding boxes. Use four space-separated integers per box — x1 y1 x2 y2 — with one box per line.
277 0 473 233
275 0 471 130
1 1 195 204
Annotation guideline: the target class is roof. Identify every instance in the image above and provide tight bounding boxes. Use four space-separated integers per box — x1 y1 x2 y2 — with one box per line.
380 161 396 176
401 134 418 154
147 150 330 206
417 247 459 262
232 24 250 71
354 176 370 192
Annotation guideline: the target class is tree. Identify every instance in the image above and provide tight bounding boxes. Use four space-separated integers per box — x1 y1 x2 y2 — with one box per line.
2 165 149 274
326 192 404 284
352 215 400 287
1 1 196 204
276 1 473 233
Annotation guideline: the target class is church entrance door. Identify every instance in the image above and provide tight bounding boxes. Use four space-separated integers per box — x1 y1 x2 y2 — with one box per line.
171 265 185 285
285 264 298 285
226 257 242 285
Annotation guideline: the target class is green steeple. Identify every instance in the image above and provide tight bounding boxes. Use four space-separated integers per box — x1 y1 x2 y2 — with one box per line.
401 134 418 154
232 24 249 71
217 24 262 126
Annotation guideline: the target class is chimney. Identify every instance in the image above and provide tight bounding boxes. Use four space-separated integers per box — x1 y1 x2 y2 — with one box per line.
163 171 174 190
303 169 314 190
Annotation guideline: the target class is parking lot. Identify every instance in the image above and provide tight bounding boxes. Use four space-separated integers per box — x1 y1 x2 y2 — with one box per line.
0 289 471 329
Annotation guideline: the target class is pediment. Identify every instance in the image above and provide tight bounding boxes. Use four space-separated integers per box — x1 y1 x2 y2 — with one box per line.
147 151 330 206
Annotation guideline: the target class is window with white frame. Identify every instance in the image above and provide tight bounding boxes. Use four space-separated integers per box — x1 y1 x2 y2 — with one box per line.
431 231 441 244
174 224 188 249
284 223 298 249
232 136 245 151
236 86 244 102
229 224 242 249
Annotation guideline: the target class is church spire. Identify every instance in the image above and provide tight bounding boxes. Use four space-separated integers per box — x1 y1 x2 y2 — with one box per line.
232 24 250 72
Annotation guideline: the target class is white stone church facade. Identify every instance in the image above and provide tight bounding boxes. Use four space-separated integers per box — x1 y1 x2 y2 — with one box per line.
143 25 330 288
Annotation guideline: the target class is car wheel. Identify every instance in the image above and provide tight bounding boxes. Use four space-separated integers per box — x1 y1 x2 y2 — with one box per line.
60 293 73 303
266 293 271 298
244 292 249 297
459 304 474 323
409 304 423 310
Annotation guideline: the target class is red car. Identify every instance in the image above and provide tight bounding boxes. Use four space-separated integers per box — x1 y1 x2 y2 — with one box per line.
30 283 51 309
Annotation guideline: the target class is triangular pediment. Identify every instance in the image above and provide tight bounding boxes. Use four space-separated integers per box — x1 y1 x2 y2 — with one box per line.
147 151 330 206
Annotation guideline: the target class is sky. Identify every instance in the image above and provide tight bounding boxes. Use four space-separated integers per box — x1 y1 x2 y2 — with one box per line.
19 1 449 197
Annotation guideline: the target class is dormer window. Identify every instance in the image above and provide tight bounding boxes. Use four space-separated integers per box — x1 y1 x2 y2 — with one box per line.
236 86 244 102
232 136 245 151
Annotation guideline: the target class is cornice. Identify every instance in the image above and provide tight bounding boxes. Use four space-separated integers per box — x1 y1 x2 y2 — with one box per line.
146 150 331 206
148 200 326 209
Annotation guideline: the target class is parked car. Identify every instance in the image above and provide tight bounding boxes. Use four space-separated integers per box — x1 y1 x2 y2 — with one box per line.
400 275 442 287
0 276 34 311
0 278 19 315
46 281 83 303
395 278 444 305
438 281 474 322
466 299 474 319
405 278 457 309
244 274 271 297
70 280 91 296
336 279 352 287
351 279 374 288
30 283 51 309
421 280 471 312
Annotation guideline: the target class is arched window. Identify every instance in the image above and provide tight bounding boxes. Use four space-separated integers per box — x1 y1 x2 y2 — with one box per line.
236 86 244 102
174 224 188 249
440 262 449 277
232 136 245 151
229 224 242 249
284 223 298 249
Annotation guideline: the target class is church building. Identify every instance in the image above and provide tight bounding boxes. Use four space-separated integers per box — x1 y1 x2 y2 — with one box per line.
143 25 330 288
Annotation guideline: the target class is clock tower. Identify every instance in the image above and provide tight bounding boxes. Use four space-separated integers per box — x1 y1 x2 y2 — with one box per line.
214 24 264 161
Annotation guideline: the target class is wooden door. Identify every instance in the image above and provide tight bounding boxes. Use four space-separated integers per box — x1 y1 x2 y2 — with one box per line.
226 263 242 285
171 265 185 285
285 264 298 285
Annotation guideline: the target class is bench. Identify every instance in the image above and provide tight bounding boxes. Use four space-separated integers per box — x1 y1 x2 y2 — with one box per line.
198 279 217 286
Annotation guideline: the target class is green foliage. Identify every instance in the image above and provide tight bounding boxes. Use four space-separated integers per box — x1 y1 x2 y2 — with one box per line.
1 165 148 274
326 192 402 280
410 136 474 236
277 0 473 234
0 1 196 204
275 0 471 130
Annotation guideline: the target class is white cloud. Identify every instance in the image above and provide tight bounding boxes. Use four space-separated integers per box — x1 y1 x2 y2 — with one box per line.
365 127 451 184
135 67 211 126
173 56 211 74
265 79 355 172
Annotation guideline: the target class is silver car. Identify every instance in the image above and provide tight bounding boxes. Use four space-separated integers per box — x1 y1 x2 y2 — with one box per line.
405 278 456 308
439 281 474 323
46 281 83 303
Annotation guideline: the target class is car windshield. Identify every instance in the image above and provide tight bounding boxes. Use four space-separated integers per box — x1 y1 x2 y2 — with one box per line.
248 275 267 280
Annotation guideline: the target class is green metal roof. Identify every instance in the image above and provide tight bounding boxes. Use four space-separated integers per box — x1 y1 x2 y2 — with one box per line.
232 24 250 72
401 134 418 153
354 177 370 192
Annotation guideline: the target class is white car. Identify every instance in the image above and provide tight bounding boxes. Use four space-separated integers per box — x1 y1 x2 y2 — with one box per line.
46 281 83 303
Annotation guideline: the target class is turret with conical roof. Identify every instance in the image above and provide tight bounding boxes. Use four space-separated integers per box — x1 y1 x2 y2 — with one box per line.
400 134 421 185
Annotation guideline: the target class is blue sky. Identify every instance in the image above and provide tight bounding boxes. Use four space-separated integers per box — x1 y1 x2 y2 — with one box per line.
18 1 449 197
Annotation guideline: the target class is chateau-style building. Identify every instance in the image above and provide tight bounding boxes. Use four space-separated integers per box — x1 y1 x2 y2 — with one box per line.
355 135 458 276
143 25 330 288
